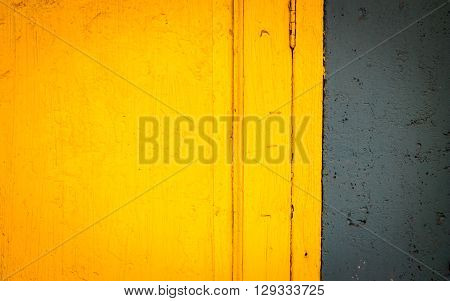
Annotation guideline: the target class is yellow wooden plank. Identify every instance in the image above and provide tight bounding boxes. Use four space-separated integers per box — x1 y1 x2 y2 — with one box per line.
240 0 292 280
0 0 233 280
291 0 324 280
212 0 234 281
231 0 245 281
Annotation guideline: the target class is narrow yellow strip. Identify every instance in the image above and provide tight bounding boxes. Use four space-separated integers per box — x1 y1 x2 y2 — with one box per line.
212 0 234 281
241 0 292 280
291 0 324 280
232 0 244 281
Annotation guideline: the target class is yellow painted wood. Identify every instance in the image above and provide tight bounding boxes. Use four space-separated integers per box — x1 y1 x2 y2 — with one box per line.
0 0 233 280
291 0 324 281
231 0 244 281
0 0 323 280
240 0 292 280
212 0 234 281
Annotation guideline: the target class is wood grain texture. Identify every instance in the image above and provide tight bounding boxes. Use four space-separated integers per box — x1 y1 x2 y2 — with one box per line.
291 0 324 281
0 0 323 280
0 0 233 280
212 0 234 281
231 0 244 281
240 0 292 280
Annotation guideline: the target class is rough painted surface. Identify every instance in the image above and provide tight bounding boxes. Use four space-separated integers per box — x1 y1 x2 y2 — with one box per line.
0 0 234 280
323 0 450 280
0 0 324 280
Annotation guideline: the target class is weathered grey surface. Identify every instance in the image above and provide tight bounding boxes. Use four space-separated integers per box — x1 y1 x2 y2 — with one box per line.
322 0 450 280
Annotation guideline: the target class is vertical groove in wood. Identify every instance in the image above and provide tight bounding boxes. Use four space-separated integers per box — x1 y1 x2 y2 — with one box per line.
289 0 297 280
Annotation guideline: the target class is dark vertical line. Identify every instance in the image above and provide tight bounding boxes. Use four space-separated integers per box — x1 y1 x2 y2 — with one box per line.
320 0 327 281
289 0 297 282
289 49 295 281
241 0 244 281
231 0 236 281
